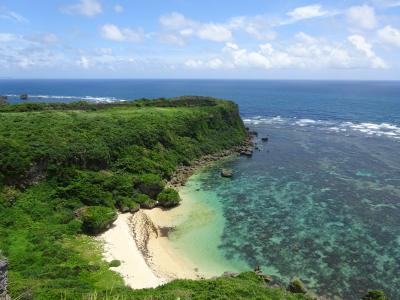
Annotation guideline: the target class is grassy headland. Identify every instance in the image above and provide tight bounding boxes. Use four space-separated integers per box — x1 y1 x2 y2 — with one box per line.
0 96 315 299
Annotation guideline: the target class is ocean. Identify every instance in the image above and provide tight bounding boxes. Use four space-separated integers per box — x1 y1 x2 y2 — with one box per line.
1 79 399 299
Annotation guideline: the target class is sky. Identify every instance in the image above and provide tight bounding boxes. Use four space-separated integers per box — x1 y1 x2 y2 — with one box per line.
0 0 400 79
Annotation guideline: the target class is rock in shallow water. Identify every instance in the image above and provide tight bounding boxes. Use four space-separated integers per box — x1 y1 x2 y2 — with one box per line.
221 168 234 178
287 278 307 294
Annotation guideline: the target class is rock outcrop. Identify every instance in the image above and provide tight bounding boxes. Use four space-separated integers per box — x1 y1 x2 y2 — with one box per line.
168 135 254 188
287 278 307 294
20 93 28 100
0 258 10 300
0 96 7 105
221 168 233 178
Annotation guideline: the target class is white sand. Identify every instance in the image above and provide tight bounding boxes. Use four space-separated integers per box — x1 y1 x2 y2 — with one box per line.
98 197 202 289
98 213 165 289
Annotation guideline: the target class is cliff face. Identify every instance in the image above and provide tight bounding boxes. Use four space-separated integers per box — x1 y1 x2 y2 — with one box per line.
0 259 9 300
0 97 247 187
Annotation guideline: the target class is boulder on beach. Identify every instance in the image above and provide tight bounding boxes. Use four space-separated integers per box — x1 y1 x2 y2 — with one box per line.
261 137 269 142
20 93 28 100
221 168 233 178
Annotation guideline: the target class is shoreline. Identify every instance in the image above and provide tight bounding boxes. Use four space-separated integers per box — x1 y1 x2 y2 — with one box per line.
98 137 255 289
168 135 254 188
98 191 208 289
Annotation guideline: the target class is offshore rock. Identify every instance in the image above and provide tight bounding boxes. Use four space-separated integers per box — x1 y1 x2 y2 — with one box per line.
287 278 307 294
20 93 28 100
0 96 7 105
221 168 233 178
249 130 258 137
240 150 253 157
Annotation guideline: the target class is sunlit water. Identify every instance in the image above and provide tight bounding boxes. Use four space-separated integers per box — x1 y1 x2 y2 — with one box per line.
174 120 400 300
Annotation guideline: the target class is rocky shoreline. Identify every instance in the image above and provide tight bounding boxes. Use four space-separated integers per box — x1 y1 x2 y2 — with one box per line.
168 134 255 188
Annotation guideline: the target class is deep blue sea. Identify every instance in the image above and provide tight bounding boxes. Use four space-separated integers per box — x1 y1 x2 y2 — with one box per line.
1 79 400 299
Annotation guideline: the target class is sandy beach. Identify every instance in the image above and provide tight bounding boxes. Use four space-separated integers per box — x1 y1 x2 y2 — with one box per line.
98 191 204 289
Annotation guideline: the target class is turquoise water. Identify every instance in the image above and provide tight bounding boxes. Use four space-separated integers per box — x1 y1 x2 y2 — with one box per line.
172 123 400 300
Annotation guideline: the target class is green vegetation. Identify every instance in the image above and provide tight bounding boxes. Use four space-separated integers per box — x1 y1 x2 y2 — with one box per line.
362 290 389 300
134 173 165 199
0 96 257 299
108 260 121 268
84 272 313 300
77 206 118 235
157 188 181 207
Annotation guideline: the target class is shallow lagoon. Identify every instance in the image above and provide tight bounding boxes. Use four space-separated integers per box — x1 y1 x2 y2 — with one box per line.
173 121 400 300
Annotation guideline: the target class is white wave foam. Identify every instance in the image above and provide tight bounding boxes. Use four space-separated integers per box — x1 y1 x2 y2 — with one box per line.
295 119 317 126
5 94 127 103
243 116 400 141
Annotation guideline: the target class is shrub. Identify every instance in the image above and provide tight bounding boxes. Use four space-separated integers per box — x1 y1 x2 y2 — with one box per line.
78 206 117 234
157 188 181 207
362 290 388 300
116 196 140 213
109 260 121 268
134 173 165 198
135 193 157 209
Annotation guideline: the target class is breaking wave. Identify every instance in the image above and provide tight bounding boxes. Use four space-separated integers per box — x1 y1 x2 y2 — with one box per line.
243 116 400 141
5 94 127 103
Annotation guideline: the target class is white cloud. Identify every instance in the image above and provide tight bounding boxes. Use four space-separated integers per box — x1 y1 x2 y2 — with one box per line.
197 23 232 42
0 33 17 42
62 0 102 17
346 5 378 29
184 59 204 68
78 56 90 69
372 0 400 8
207 58 224 69
160 12 195 30
114 4 124 13
295 32 318 44
28 33 60 45
159 33 185 46
185 33 388 71
377 25 400 47
100 24 143 42
228 16 277 40
159 12 232 43
348 35 387 68
0 9 29 23
285 5 331 22
185 58 226 69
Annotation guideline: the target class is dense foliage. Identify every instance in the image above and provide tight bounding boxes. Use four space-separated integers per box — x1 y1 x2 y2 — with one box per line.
81 272 314 300
78 206 117 235
157 188 181 207
0 97 251 299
